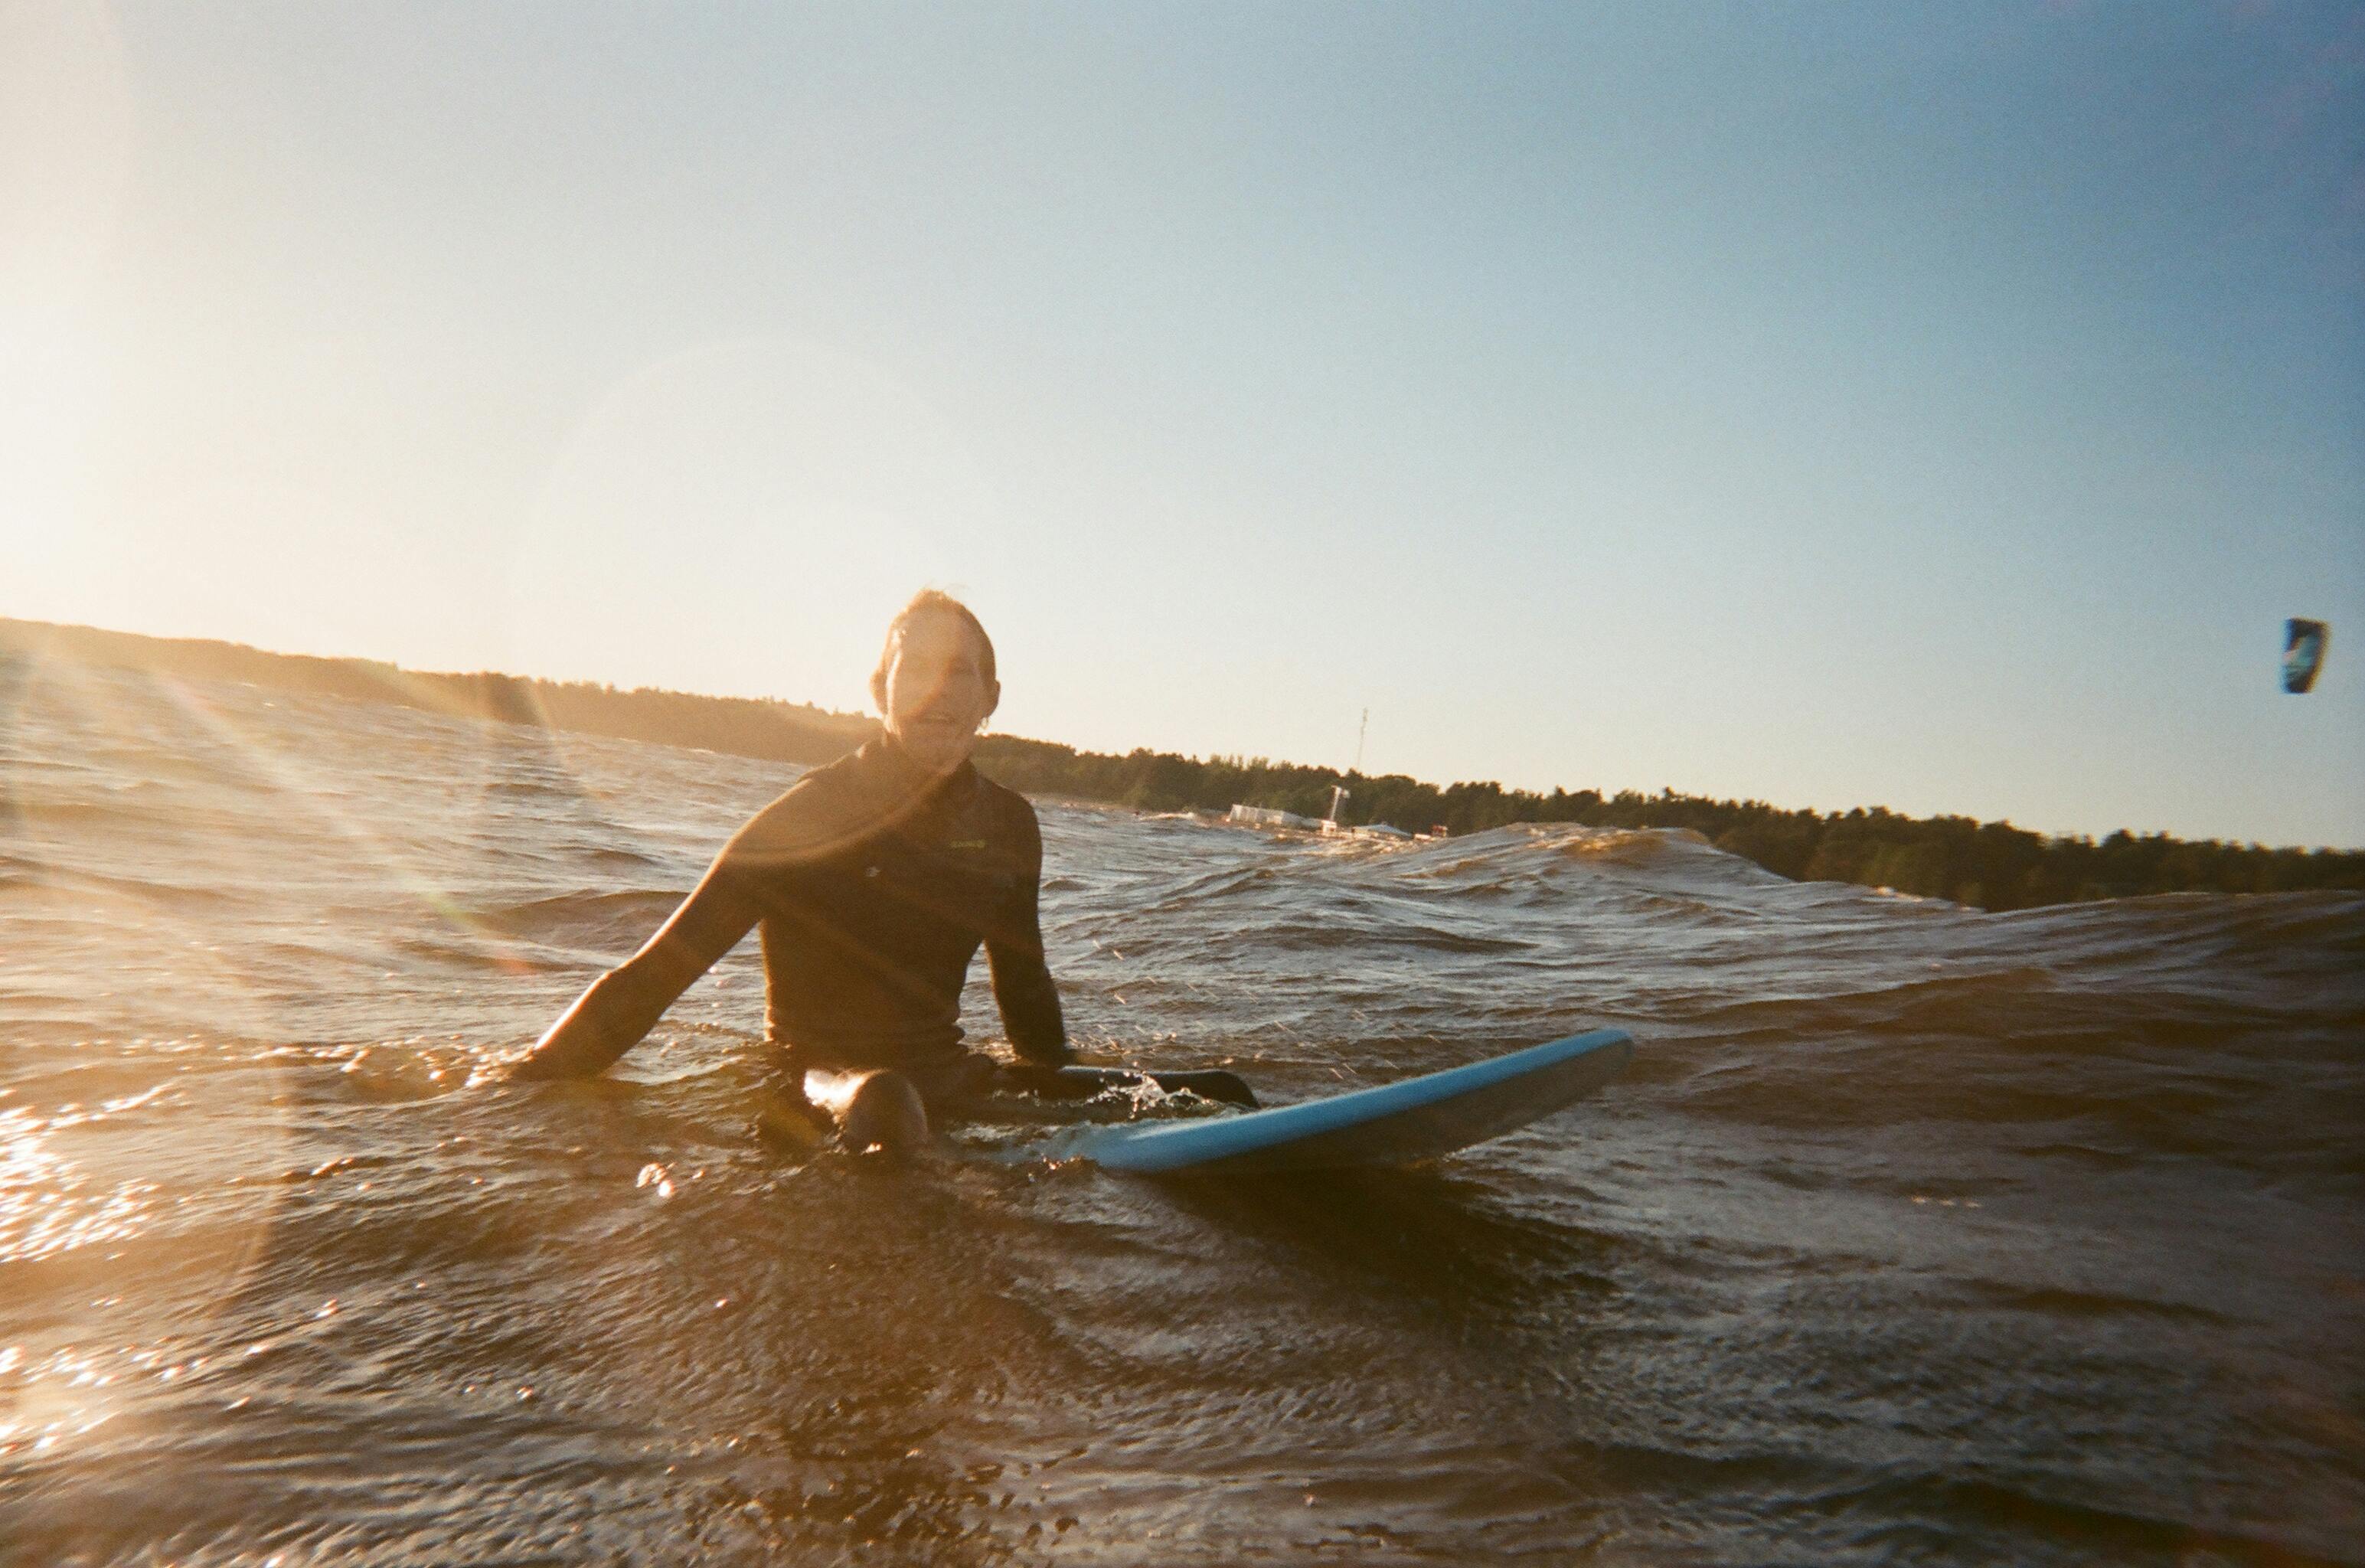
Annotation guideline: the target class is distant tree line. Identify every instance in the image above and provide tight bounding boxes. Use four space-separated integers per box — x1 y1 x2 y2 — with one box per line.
970 738 2365 909
1 616 872 765
9 616 2360 910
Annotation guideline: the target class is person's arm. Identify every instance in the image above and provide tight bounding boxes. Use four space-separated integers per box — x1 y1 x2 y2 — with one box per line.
985 802 1071 1067
508 836 764 1082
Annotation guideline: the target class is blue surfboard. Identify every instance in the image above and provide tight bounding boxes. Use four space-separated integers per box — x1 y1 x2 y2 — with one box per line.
1049 1028 1633 1175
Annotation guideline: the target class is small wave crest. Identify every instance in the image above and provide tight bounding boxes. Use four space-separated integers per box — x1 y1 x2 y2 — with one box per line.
470 887 685 943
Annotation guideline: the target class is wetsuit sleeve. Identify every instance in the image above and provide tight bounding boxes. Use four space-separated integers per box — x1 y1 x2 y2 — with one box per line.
985 800 1070 1067
508 824 769 1081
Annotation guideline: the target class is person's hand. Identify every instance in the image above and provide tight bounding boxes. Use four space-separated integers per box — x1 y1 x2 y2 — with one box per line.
753 1083 828 1153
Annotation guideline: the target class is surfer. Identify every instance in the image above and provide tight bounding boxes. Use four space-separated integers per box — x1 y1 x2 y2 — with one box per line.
508 590 1071 1152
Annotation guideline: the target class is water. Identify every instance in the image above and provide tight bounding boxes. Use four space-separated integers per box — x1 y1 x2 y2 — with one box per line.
3 657 2360 1566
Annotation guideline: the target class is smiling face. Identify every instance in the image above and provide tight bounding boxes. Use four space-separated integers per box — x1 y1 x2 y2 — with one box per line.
876 608 1000 775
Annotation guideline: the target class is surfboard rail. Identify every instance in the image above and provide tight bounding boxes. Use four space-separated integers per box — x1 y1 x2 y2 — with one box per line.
1053 1027 1633 1175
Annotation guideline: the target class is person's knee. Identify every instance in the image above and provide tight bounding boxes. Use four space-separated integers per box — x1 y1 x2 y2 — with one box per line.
840 1070 929 1153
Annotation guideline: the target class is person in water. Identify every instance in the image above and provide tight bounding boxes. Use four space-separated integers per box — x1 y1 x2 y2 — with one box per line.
509 590 1070 1152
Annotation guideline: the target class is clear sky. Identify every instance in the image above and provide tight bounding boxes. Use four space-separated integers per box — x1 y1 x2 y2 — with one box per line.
7 2 2362 846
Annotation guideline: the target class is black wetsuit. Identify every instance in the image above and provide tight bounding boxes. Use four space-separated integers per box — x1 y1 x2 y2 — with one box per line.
511 739 1067 1093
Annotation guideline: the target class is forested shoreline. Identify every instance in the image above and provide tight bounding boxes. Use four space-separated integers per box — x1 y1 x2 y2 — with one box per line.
8 616 2360 910
1 617 874 763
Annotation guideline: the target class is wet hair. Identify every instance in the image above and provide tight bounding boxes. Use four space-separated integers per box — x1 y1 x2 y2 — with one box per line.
870 590 998 708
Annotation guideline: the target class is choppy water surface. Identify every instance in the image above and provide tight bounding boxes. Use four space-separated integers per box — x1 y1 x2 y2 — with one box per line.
3 658 2360 1566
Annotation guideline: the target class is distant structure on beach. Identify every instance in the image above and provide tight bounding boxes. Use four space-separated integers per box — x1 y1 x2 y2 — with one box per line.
1227 804 1318 831
1222 710 1416 841
1226 800 1416 841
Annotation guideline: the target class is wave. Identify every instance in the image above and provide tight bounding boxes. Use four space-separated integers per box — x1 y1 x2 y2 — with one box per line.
1227 912 1535 955
9 664 2363 1567
469 887 687 943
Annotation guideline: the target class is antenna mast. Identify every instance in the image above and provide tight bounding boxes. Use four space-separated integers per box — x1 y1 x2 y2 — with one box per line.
1321 708 1368 831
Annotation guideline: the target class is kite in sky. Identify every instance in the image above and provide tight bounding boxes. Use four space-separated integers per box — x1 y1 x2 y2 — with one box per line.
2283 619 2328 694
